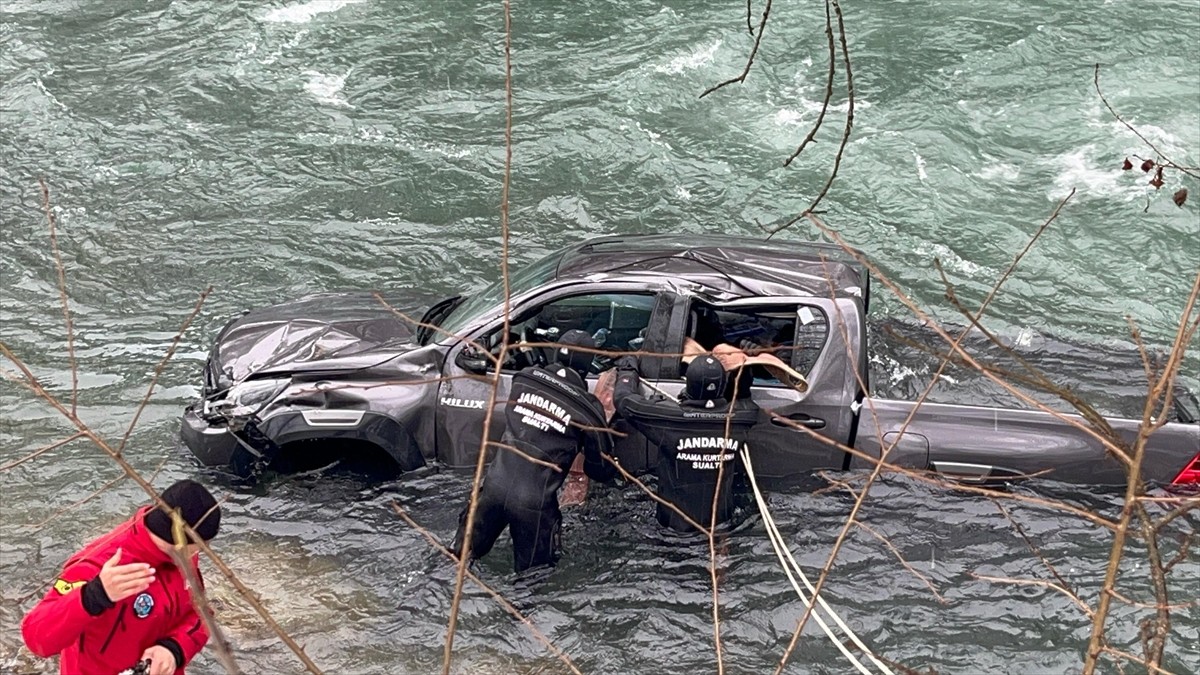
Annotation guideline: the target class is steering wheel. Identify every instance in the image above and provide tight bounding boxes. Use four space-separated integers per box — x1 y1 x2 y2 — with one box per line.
512 324 546 368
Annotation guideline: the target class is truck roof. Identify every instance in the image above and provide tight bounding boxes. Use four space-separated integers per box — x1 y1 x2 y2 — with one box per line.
553 233 870 304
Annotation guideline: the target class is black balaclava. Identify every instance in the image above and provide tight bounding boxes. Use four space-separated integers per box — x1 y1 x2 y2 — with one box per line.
684 355 726 405
144 479 221 543
554 329 595 378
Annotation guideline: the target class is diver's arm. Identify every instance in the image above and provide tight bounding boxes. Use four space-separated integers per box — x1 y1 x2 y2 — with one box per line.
611 367 676 448
580 430 616 481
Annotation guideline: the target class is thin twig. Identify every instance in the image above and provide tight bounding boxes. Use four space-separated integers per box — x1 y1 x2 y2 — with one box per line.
1163 531 1194 575
1082 271 1200 674
603 453 712 535
39 178 78 417
393 504 583 675
1107 587 1199 612
993 500 1074 594
31 457 170 530
766 0 853 239
970 572 1093 618
1135 503 1170 669
933 261 1127 457
700 0 772 98
487 440 565 472
855 520 947 604
116 287 212 456
770 411 1124 532
772 263 893 675
784 0 835 167
443 1 516 671
166 518 242 675
1094 64 1200 180
1101 646 1178 675
772 196 1084 674
371 292 500 368
0 432 85 472
707 366 746 675
803 211 1143 475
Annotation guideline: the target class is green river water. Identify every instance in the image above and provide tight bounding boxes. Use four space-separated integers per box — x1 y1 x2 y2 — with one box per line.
1 1 1197 673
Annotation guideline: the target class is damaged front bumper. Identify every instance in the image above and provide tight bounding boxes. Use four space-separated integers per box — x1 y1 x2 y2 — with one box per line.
181 399 283 477
181 404 239 466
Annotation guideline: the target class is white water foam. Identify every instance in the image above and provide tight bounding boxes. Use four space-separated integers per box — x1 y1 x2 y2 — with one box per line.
1047 145 1145 203
262 0 365 25
912 242 985 276
304 69 354 108
635 121 670 149
654 40 721 75
34 74 69 111
914 152 928 181
975 161 1021 181
773 98 873 126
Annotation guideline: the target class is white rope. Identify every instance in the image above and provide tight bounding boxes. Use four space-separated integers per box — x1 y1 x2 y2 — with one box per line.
740 446 895 675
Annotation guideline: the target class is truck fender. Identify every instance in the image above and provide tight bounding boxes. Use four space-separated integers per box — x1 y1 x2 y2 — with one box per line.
260 410 426 471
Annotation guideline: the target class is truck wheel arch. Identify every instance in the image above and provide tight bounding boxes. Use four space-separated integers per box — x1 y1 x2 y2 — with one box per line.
260 410 426 472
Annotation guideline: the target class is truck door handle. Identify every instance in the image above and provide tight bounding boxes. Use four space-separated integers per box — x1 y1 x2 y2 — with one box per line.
771 413 826 430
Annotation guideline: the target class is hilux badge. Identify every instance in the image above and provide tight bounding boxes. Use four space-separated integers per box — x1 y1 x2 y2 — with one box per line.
440 397 485 410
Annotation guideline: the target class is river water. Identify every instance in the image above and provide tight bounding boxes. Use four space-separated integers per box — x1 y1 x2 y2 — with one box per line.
1 0 1197 673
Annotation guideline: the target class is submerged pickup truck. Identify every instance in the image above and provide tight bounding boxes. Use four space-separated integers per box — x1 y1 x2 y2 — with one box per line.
180 234 1200 487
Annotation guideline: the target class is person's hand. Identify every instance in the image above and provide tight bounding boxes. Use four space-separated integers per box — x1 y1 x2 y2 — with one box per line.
98 548 155 603
140 645 177 675
614 355 639 371
594 368 617 421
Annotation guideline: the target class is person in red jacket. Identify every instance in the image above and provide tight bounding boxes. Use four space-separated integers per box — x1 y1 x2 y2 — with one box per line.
22 479 222 675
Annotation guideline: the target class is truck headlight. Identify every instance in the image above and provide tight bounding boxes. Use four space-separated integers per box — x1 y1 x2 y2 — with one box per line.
228 379 286 411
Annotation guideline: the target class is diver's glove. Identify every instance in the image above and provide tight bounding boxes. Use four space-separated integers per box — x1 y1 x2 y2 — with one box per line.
614 355 640 372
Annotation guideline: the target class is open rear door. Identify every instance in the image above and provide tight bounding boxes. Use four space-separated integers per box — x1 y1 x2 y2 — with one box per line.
669 296 865 481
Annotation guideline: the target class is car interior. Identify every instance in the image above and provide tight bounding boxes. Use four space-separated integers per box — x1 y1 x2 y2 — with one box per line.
465 294 829 385
686 302 828 386
477 293 657 373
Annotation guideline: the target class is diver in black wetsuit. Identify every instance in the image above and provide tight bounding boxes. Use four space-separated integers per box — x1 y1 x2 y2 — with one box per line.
612 354 759 532
454 330 615 573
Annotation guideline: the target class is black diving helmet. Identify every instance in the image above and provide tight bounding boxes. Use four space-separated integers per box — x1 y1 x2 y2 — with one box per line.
555 329 596 376
684 355 726 402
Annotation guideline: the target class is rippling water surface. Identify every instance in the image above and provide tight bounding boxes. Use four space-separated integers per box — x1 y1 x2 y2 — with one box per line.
2 1 1198 673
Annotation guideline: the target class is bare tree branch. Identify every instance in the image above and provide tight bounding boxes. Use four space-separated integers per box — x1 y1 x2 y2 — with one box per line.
1094 64 1200 179
39 177 78 417
444 1 517 671
0 432 85 472
856 520 947 604
784 0 835 167
393 503 583 675
971 572 1093 618
116 287 212 456
700 0 772 98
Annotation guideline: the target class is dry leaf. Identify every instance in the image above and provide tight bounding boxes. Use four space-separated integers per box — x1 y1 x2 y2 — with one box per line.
1149 166 1165 189
1141 158 1155 172
1173 188 1188 207
1122 157 1133 171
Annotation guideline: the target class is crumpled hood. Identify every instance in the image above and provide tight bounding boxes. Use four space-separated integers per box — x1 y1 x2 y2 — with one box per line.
211 291 428 384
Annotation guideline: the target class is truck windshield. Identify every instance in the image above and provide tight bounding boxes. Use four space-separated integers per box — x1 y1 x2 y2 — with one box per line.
438 252 562 340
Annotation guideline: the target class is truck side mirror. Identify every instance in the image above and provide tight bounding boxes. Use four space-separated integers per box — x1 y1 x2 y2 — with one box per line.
455 346 492 374
1171 385 1199 424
